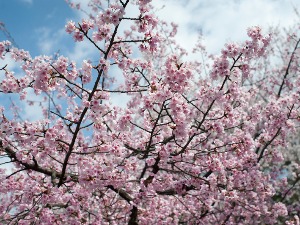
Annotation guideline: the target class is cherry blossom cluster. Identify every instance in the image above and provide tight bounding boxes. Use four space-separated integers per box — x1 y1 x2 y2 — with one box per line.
0 41 10 59
211 26 271 81
100 4 125 25
1 0 300 224
163 55 193 93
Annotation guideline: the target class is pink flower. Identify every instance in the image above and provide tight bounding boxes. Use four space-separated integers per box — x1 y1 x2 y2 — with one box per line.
65 20 76 34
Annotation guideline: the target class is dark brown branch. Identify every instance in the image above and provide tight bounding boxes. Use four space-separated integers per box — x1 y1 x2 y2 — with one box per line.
78 24 105 54
257 128 281 162
113 38 151 45
100 89 147 93
107 185 133 203
0 141 77 182
279 176 300 201
144 101 166 156
58 6 126 186
277 37 300 97
128 206 138 225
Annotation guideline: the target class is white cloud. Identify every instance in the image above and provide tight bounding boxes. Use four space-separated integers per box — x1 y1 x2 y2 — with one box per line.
0 54 20 72
35 27 67 55
66 39 98 63
34 26 99 64
21 89 45 121
68 0 94 19
153 0 300 54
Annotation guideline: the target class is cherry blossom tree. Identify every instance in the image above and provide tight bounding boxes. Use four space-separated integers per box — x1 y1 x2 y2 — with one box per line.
1 0 300 224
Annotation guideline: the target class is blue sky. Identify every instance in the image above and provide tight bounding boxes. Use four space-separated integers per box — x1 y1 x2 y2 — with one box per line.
0 0 76 56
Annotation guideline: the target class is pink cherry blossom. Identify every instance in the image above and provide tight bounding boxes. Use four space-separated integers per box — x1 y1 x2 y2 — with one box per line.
0 0 300 224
